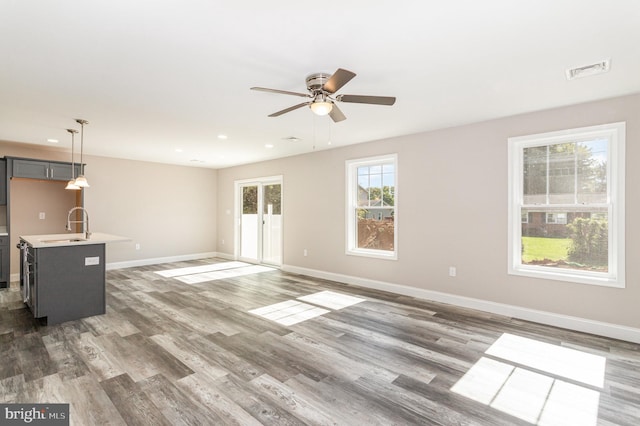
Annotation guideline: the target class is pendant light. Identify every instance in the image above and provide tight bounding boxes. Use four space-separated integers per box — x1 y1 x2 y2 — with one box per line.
74 118 90 187
65 129 80 190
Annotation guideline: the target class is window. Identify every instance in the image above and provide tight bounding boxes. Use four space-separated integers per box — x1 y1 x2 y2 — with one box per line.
508 122 625 287
545 212 567 225
346 154 397 259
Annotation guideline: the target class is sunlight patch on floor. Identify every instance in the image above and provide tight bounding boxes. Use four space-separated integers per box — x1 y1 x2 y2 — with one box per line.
155 261 249 278
451 333 605 425
248 300 330 326
249 291 365 326
486 333 606 388
297 290 365 310
174 265 275 284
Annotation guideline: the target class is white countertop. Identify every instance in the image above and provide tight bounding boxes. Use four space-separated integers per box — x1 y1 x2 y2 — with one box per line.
20 232 131 248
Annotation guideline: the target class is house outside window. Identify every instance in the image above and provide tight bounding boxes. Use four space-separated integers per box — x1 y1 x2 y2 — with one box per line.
508 122 625 287
346 154 397 259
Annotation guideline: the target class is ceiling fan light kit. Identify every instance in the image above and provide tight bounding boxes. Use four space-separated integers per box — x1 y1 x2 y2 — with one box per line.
251 68 396 123
310 101 333 116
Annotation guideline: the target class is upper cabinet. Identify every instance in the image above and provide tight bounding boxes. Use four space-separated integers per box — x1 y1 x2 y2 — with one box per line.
0 159 6 205
11 158 81 182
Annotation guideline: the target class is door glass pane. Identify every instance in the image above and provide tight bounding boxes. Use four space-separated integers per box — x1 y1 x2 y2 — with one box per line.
240 185 258 260
262 184 282 265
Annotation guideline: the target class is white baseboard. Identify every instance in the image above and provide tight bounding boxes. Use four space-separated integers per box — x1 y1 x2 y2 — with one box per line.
282 264 640 344
213 252 235 261
10 252 225 282
106 252 219 270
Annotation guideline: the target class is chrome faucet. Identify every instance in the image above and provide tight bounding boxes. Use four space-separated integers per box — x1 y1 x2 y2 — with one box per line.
66 207 91 239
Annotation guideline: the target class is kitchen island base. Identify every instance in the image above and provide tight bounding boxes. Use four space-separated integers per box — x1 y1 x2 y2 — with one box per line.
22 242 106 325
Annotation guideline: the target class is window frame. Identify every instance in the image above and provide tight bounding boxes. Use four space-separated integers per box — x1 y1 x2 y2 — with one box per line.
508 122 625 288
346 154 398 260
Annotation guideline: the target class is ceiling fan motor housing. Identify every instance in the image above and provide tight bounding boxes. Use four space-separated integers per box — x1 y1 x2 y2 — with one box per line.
306 73 332 92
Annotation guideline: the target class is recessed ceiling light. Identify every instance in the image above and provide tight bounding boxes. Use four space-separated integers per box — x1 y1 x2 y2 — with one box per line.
217 134 228 140
190 159 206 163
282 136 301 142
265 144 274 149
566 59 610 80
47 138 59 143
175 148 183 153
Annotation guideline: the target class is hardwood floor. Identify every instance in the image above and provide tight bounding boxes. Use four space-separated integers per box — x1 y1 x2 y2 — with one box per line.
1 258 639 425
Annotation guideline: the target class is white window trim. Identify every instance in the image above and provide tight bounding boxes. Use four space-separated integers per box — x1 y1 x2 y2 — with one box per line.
508 122 625 288
346 154 398 260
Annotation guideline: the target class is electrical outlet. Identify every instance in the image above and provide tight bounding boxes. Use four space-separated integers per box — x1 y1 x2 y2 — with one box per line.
303 249 308 257
449 266 457 277
39 212 45 220
221 239 225 245
135 243 141 250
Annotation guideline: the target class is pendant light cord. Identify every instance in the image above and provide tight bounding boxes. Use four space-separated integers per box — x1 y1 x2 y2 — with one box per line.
79 120 85 175
66 129 77 178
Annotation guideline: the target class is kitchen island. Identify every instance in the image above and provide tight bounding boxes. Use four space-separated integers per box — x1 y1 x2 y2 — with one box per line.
19 232 130 325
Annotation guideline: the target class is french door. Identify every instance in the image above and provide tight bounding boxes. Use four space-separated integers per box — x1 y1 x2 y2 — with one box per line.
237 177 282 266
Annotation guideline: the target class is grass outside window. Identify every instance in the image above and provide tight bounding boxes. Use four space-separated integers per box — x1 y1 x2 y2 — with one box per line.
522 236 571 263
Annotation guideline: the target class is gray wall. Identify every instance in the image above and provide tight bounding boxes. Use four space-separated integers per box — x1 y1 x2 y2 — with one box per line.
0 142 218 273
216 93 640 329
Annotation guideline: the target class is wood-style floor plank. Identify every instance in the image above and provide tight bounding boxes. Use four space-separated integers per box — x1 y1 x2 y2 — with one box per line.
1 257 640 425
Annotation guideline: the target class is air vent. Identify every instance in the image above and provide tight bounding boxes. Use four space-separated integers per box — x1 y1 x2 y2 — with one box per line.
566 59 610 80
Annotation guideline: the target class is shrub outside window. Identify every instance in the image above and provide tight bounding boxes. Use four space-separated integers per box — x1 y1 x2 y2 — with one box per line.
346 154 397 259
508 122 625 287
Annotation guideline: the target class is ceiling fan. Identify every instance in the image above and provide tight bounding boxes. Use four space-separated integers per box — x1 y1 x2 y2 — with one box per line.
251 68 396 123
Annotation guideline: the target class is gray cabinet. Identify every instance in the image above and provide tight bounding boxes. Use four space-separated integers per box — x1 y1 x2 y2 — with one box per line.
0 236 8 285
23 242 106 324
12 158 81 182
0 159 6 204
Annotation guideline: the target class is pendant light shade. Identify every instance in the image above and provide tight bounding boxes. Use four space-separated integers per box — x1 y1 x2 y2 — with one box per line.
65 128 80 191
65 180 81 190
74 118 90 188
74 175 89 187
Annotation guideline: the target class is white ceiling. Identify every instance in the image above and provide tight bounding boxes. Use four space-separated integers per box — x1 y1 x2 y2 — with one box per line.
1 1 639 169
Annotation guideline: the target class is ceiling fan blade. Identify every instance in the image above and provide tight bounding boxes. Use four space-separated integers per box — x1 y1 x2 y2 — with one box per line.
322 68 356 94
251 87 310 98
336 94 396 106
268 102 310 117
329 103 346 122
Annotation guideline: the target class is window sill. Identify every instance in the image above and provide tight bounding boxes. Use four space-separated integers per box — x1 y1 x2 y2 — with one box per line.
347 249 397 261
509 265 624 288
